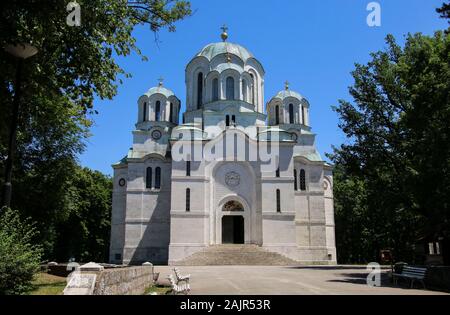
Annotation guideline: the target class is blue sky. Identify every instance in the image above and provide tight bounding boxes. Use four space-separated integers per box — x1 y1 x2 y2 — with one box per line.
79 0 448 175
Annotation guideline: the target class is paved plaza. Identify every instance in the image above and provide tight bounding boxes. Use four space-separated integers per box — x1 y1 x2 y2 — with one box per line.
156 265 448 295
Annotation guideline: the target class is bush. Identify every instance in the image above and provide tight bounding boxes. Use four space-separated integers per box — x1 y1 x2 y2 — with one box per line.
0 207 43 295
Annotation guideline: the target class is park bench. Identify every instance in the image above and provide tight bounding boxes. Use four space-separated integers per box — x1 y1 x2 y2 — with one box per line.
393 266 427 289
173 267 190 285
167 274 190 295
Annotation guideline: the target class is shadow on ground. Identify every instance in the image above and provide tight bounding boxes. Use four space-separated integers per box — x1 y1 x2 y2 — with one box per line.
286 266 387 270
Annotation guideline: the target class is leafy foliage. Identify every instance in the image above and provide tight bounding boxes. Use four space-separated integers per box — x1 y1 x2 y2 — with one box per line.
437 1 450 22
0 1 190 261
0 208 43 295
330 31 450 263
54 167 113 262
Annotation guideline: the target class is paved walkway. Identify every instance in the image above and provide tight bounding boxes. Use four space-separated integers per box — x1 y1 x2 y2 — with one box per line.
156 265 448 295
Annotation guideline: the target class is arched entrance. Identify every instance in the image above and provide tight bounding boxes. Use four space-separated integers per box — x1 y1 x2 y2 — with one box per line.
221 201 245 244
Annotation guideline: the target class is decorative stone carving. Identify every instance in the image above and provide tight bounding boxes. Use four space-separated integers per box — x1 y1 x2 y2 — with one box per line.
225 171 240 187
223 200 244 212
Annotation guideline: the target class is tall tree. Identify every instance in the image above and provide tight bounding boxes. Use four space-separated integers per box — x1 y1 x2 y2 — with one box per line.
330 31 450 263
54 167 113 263
0 0 191 258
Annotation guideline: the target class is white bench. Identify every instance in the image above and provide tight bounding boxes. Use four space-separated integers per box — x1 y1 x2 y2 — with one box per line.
173 267 190 285
167 274 190 295
393 266 427 289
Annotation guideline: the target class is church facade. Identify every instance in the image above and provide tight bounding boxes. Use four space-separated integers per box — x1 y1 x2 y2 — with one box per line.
109 30 337 265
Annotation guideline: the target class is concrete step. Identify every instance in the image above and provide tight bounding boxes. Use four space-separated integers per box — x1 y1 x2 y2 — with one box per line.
177 245 298 266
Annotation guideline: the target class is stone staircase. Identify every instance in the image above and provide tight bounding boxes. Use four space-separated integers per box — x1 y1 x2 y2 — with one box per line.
176 245 298 266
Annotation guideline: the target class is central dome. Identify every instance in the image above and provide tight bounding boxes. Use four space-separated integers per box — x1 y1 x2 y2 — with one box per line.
196 42 254 62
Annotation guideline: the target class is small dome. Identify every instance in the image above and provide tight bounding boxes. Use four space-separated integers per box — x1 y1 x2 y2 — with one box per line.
195 42 254 62
273 89 305 101
144 86 175 98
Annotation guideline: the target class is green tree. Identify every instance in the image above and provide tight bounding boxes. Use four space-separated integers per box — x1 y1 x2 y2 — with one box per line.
54 167 113 263
330 31 450 263
0 1 191 258
437 1 450 22
0 208 43 295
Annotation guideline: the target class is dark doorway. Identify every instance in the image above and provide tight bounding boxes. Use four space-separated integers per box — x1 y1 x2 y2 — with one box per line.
222 216 244 244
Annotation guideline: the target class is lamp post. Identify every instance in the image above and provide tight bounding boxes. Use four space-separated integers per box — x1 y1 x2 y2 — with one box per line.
1 43 38 209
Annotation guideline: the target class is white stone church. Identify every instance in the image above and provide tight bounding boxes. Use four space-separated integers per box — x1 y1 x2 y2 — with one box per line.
110 29 337 265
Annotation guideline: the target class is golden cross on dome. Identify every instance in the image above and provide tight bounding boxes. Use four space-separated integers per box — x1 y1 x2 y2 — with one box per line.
285 80 290 90
221 24 229 42
158 76 164 87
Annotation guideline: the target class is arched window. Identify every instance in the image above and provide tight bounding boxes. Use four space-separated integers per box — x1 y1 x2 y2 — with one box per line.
242 79 247 102
276 189 281 213
212 78 219 101
169 103 173 123
155 101 161 122
197 72 203 109
275 105 280 125
155 167 161 189
231 115 236 126
276 168 280 178
226 115 230 127
146 167 152 189
294 169 298 191
226 77 235 100
186 188 191 212
186 161 191 177
301 106 306 125
300 169 306 191
143 102 147 122
289 104 294 124
250 73 255 105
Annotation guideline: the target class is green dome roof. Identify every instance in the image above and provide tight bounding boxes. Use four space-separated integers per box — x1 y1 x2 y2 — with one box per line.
196 42 254 62
144 86 175 98
274 89 304 101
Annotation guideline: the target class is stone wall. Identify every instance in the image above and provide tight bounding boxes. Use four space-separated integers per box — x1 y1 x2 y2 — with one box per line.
92 266 154 295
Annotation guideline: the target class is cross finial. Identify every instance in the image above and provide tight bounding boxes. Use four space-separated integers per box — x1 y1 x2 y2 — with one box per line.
285 80 290 90
221 24 229 42
158 76 164 87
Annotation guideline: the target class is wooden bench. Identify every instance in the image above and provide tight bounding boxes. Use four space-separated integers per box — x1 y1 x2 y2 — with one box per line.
393 266 427 289
173 267 190 285
167 274 190 295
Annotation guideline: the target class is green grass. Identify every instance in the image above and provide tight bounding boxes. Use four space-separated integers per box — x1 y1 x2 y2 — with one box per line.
144 284 172 295
29 273 67 295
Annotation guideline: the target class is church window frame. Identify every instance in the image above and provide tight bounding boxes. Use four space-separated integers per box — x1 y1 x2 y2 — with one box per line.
226 76 235 100
143 102 147 122
275 105 280 125
169 102 174 123
186 161 191 177
186 188 191 212
155 101 161 122
294 169 298 191
212 78 219 102
155 167 161 189
276 189 281 213
289 103 294 124
300 169 307 191
146 167 152 189
302 106 306 125
197 72 203 109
